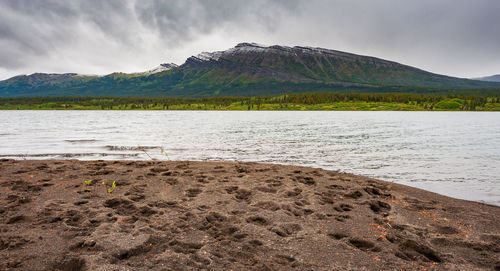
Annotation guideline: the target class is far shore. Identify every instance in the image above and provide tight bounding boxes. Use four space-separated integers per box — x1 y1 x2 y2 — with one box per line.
1 94 499 111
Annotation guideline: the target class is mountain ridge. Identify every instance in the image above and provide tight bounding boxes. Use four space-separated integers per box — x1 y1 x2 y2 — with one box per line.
1 43 499 97
474 74 500 82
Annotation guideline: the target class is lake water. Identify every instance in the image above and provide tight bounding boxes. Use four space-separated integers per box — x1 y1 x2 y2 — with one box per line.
1 110 499 206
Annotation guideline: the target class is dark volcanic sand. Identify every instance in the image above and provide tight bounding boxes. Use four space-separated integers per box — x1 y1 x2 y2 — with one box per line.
0 160 499 270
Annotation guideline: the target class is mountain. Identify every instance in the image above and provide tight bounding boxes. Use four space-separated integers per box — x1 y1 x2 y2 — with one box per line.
474 74 500 82
134 63 178 75
1 43 500 97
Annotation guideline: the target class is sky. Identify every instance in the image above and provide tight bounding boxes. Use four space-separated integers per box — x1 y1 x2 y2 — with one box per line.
0 0 499 80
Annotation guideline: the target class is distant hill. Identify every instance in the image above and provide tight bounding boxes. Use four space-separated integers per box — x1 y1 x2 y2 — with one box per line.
474 74 500 82
1 43 500 97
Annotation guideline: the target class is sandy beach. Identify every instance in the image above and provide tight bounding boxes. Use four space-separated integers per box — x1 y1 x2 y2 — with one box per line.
0 159 499 270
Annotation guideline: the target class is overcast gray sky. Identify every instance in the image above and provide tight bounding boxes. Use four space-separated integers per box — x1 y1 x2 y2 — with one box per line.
1 0 499 80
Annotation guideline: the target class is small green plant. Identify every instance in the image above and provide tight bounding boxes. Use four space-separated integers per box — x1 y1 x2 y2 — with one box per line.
107 180 117 194
84 180 93 185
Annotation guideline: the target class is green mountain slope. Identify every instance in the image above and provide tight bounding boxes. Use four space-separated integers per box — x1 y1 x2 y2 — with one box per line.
1 43 499 97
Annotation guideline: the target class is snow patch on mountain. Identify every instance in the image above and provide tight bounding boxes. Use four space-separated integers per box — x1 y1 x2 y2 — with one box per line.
136 63 178 75
75 73 102 78
192 43 274 62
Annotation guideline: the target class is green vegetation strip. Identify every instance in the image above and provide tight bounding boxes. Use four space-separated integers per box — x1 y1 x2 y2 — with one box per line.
0 93 498 111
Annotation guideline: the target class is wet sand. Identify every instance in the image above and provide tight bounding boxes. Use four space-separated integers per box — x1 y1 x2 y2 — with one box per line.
0 159 499 270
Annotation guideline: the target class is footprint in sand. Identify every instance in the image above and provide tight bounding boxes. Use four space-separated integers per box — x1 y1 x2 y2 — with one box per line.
185 187 203 198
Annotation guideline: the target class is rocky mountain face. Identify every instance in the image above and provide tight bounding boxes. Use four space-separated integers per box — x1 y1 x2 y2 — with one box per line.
183 43 494 89
1 43 499 97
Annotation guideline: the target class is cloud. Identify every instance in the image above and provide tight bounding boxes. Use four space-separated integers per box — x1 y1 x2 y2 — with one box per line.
0 0 299 77
277 0 500 77
0 0 498 79
134 0 298 46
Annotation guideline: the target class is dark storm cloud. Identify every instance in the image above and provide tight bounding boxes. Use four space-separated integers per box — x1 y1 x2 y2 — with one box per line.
0 0 135 68
0 0 498 79
0 0 299 77
133 0 299 46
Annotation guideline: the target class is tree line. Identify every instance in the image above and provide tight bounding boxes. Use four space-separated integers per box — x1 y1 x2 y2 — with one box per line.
0 93 497 110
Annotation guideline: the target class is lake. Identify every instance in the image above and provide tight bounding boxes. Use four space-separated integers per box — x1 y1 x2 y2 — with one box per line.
0 110 499 206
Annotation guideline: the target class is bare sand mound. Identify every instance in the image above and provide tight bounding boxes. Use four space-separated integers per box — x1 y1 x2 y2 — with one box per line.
0 159 499 270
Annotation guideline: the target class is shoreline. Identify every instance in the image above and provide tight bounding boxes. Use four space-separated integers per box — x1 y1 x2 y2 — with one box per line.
1 159 499 270
0 103 500 112
0 157 498 207
2 109 500 112
1 156 498 207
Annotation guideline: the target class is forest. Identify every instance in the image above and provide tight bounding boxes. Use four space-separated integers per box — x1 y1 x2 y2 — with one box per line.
0 93 498 111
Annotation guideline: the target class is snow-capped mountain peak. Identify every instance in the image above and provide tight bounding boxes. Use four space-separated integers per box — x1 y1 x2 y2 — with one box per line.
191 43 273 62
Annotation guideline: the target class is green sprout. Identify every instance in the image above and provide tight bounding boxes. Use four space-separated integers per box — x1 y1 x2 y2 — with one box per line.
107 180 117 194
84 180 93 185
